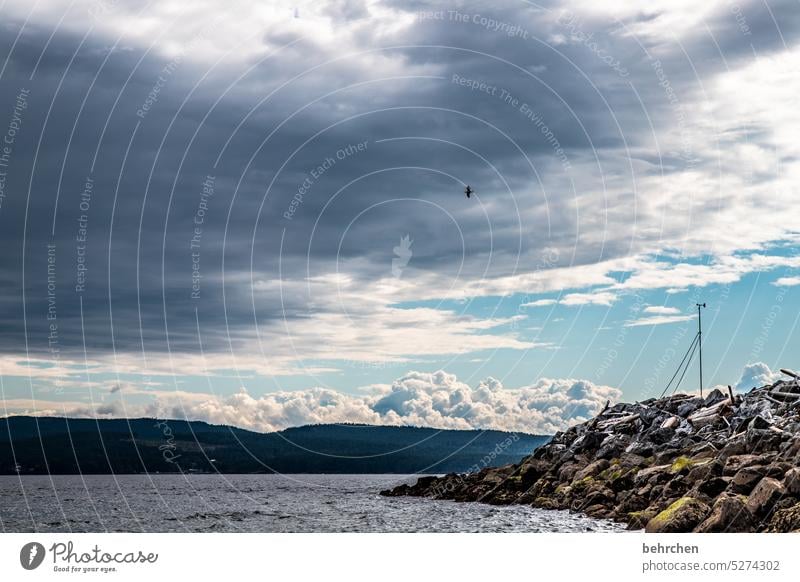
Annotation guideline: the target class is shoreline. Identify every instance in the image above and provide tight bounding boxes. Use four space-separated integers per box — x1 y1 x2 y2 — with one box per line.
382 379 800 533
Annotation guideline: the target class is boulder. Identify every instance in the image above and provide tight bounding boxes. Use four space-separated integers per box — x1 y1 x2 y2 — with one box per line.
573 459 610 482
572 431 606 453
584 504 613 519
747 426 788 453
766 502 800 533
634 464 672 486
719 436 747 458
615 490 650 514
648 484 665 502
695 477 731 498
627 510 655 530
764 461 792 480
648 427 676 445
780 437 800 462
595 435 632 459
654 449 681 465
579 486 616 510
481 469 507 485
618 453 648 469
608 469 635 493
662 475 690 499
728 466 766 494
557 462 583 483
746 477 786 517
625 441 654 457
783 467 800 496
690 442 719 459
517 459 550 486
686 459 723 485
723 454 762 476
695 494 755 533
645 497 711 533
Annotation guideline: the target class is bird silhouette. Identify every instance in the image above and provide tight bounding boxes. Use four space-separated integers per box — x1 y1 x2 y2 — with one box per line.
464 185 473 198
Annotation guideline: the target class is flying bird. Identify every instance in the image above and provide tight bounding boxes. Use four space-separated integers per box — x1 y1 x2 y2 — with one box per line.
464 185 473 198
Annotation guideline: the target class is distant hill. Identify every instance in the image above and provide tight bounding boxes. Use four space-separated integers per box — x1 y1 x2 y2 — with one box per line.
0 416 549 475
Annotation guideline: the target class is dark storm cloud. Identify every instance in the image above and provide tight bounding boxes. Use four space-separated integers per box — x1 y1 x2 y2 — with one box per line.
0 0 797 366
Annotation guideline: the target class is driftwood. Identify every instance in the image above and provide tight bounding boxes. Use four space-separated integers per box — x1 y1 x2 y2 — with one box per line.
661 416 679 430
688 400 731 428
770 391 800 400
780 368 800 379
597 413 640 430
689 399 729 417
761 393 783 405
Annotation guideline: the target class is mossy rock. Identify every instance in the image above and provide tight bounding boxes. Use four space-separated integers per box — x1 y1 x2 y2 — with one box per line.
570 476 594 493
598 466 626 482
627 510 655 530
670 456 708 474
645 496 711 533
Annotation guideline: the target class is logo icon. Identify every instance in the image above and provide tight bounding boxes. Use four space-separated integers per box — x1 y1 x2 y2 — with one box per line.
392 234 413 278
20 542 46 570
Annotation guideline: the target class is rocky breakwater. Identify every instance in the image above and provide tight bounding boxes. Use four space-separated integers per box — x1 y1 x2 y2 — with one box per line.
382 374 800 532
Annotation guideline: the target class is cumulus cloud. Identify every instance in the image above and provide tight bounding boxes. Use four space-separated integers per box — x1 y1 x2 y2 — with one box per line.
735 362 781 392
8 371 622 435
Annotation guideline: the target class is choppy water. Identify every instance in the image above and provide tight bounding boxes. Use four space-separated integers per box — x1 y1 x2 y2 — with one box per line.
0 474 625 533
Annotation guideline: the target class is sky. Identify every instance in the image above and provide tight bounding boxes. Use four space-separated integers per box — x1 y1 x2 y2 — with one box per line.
0 0 798 434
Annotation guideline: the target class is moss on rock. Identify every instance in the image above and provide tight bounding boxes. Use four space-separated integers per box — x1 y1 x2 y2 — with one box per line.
645 497 710 533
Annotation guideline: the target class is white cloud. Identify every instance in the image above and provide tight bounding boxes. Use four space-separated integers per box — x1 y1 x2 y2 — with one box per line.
773 276 800 287
5 371 622 435
563 0 728 40
560 291 617 306
734 362 781 392
624 314 695 327
643 306 680 315
521 299 557 307
1 0 415 64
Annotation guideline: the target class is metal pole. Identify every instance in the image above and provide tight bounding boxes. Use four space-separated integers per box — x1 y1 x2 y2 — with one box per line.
696 303 706 398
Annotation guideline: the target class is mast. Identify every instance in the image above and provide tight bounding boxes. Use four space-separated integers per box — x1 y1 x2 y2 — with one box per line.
696 302 706 398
